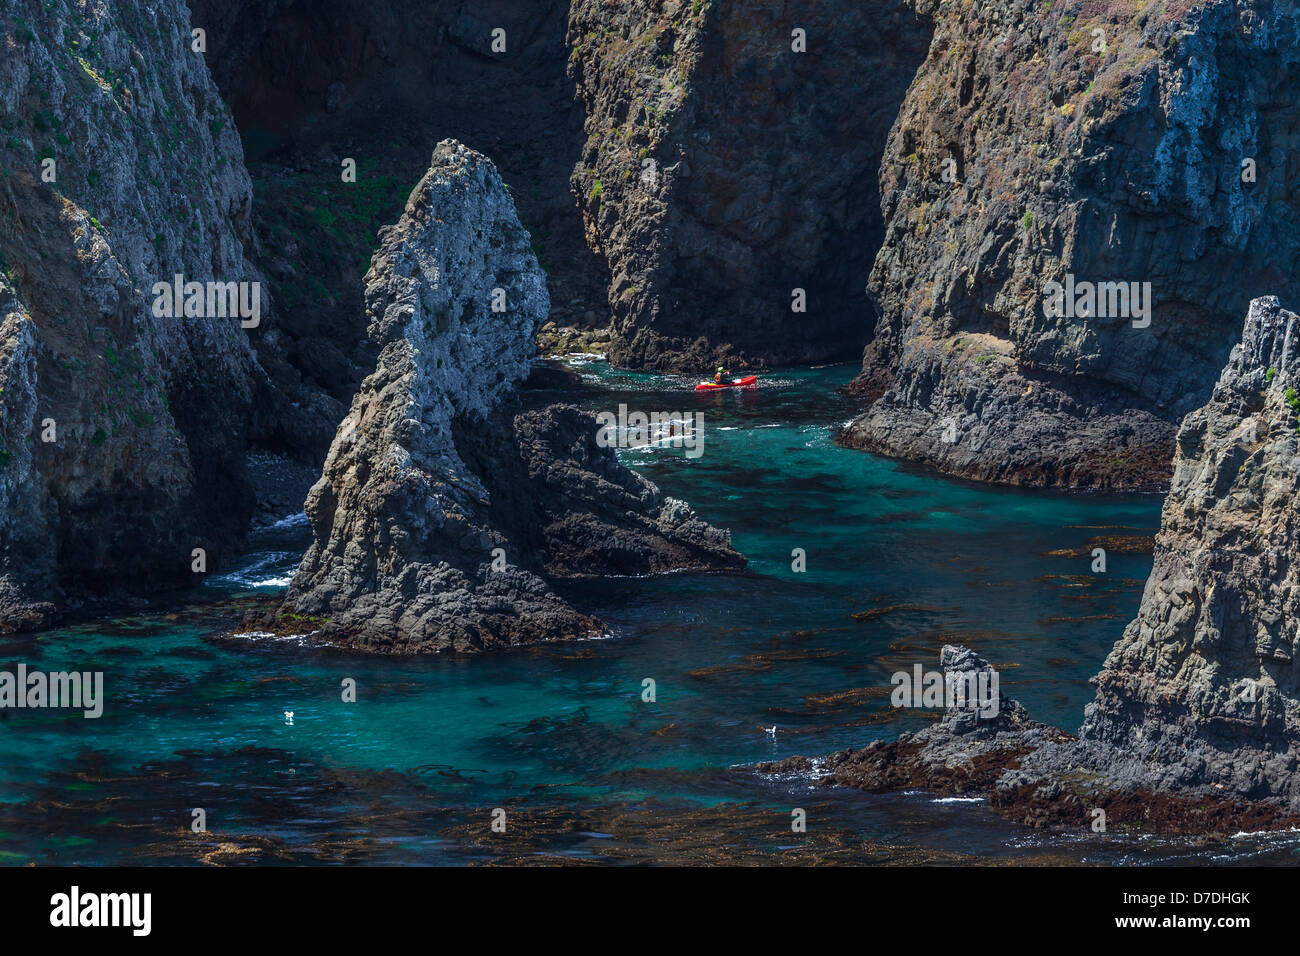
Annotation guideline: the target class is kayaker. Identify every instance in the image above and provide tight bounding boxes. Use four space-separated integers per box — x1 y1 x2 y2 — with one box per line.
714 365 728 384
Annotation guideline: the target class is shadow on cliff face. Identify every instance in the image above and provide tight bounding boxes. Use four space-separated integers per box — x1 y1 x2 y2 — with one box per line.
3 175 248 606
187 0 610 459
0 0 269 625
568 0 935 371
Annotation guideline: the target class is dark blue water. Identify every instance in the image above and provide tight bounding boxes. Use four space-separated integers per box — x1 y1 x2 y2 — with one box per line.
2 363 1297 864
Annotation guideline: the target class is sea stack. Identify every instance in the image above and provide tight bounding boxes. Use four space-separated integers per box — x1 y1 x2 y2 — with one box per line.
783 297 1300 826
267 140 742 653
1073 296 1300 806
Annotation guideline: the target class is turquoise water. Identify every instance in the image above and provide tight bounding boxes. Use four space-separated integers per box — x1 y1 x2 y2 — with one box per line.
3 363 1298 864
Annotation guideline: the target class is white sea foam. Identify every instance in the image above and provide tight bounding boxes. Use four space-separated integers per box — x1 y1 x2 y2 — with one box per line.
226 629 320 645
751 755 831 783
270 511 309 529
1231 826 1300 840
209 551 296 589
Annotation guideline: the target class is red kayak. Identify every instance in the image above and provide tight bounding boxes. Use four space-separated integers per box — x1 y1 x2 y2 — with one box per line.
695 375 758 391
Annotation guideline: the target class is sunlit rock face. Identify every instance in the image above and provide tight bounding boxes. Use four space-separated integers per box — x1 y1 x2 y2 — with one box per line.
0 0 265 630
845 0 1300 492
1072 296 1300 807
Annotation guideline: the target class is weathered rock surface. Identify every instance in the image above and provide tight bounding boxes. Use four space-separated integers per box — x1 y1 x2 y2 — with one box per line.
841 331 1175 490
0 0 267 630
568 0 931 371
1062 295 1300 805
845 0 1300 490
196 0 934 375
267 141 742 653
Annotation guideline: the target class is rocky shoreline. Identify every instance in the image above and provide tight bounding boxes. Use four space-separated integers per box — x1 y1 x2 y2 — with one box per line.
837 335 1176 492
12 0 1300 631
775 298 1300 834
6 0 1300 850
760 646 1300 836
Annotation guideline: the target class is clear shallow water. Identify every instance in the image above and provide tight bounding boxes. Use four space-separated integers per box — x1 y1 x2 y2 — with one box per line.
3 363 1297 864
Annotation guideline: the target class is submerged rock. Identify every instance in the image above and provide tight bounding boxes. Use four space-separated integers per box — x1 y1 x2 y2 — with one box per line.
266 141 742 653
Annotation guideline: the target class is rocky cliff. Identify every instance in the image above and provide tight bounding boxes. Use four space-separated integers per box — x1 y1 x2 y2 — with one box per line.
0 0 266 629
567 0 931 371
267 141 741 653
189 0 933 379
1066 295 1300 806
844 0 1300 491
